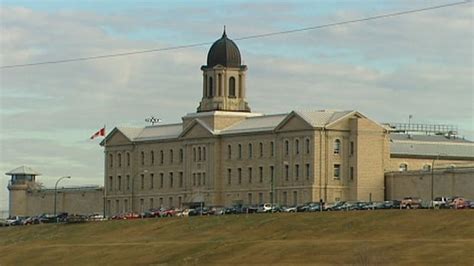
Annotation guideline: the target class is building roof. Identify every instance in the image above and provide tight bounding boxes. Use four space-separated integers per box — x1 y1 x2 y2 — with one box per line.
295 110 354 128
206 30 241 68
134 124 182 141
5 166 41 176
390 134 474 158
220 114 288 134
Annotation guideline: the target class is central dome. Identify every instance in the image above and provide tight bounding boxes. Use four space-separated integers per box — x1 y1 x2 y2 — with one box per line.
206 30 241 68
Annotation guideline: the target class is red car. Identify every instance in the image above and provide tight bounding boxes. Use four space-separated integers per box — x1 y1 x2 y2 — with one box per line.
159 209 177 217
451 198 468 209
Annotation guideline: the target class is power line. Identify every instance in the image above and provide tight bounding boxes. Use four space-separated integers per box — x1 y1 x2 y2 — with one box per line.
1 0 471 70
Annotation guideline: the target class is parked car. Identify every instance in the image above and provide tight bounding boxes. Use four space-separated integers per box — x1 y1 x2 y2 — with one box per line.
6 216 24 226
432 197 449 209
468 200 474 209
0 219 8 227
88 213 106 221
282 206 297 213
124 212 140 219
325 201 346 211
22 216 41 225
257 203 272 213
451 197 468 209
401 197 422 209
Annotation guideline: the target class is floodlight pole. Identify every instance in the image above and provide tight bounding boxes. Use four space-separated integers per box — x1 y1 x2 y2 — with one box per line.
54 176 71 222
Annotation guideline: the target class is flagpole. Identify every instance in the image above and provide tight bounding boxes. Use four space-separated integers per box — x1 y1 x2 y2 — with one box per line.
103 124 107 219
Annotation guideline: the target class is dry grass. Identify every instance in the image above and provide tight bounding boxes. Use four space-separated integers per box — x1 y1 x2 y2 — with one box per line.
0 210 473 265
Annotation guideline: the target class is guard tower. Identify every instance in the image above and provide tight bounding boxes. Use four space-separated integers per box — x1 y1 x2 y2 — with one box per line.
6 166 41 217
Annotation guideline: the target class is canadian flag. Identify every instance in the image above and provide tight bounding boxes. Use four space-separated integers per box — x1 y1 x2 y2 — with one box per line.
90 127 106 139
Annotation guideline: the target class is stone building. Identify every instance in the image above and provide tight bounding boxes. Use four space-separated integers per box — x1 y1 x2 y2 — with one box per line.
103 31 474 215
6 166 103 217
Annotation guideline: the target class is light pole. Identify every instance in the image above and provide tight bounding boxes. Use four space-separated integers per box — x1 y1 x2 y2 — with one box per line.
431 153 445 209
54 176 71 220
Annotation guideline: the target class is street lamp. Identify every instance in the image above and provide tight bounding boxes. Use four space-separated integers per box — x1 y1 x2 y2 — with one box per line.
431 153 446 209
54 176 71 220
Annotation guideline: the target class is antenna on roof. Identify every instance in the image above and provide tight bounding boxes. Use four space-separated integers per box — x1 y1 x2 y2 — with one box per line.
145 116 162 126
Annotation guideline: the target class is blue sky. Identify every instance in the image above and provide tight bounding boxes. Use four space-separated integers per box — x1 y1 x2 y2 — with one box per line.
1 0 473 214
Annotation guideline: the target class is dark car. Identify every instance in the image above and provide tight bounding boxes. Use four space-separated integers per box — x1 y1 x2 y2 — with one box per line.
325 201 346 211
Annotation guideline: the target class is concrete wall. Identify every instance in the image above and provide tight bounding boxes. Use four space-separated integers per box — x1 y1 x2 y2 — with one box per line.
385 167 474 202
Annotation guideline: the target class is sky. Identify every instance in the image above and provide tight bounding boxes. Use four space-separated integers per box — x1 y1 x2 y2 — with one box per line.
0 0 473 213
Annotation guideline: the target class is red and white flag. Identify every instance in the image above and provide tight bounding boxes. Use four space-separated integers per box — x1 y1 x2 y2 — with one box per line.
90 127 106 139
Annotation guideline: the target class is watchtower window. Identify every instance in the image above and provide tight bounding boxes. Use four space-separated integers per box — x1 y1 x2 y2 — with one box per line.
209 77 214 97
229 77 236 97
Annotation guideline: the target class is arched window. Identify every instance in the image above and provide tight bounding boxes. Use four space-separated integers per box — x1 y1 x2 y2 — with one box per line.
160 150 164 164
238 144 242 159
179 149 184 162
118 153 122 167
399 163 408 172
285 140 289 155
248 143 253 159
209 77 214 97
228 145 232 159
193 148 196 162
259 142 263 157
229 77 236 97
151 151 154 165
169 149 174 163
126 153 130 166
218 73 222 96
334 139 341 155
141 152 145 166
198 147 202 161
109 154 113 168
203 147 206 161
305 138 310 154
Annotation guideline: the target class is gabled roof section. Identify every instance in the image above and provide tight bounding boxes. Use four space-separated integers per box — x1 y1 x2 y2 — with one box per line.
179 119 215 138
220 113 287 134
6 166 41 176
101 127 142 146
275 110 355 131
135 124 182 141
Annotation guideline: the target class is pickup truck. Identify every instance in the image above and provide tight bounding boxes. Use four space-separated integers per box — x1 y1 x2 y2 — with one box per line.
432 197 449 209
401 197 422 209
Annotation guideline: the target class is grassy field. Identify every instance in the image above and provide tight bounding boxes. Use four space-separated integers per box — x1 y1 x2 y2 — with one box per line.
0 210 473 265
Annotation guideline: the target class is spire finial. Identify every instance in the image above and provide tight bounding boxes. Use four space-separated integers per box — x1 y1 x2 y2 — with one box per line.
222 25 227 37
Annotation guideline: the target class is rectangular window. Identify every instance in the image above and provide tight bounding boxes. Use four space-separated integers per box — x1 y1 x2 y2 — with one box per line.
150 173 154 189
248 167 252 183
259 142 264 157
109 176 113 191
179 148 184 163
169 197 173 208
350 141 354 156
238 144 242 159
160 173 164 188
293 191 298 206
179 172 183 187
193 173 196 186
259 167 263 183
203 172 206 185
140 198 144 212
350 167 354 180
248 193 252 204
126 175 130 190
270 166 274 183
159 197 163 207
140 174 144 190
198 173 201 186
150 198 154 209
283 191 288 205
117 176 121 191
295 164 300 180
160 150 164 164
238 168 242 184
178 196 182 208
258 193 263 204
228 169 232 185
116 200 120 214
334 164 341 179
124 199 128 212
306 164 310 180
169 172 174 188
228 145 232 160
248 144 253 159
285 165 289 181
170 149 174 164
271 141 275 157
151 151 154 165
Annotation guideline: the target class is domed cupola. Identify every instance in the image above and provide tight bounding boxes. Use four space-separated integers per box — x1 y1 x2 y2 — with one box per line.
197 29 251 113
206 30 241 68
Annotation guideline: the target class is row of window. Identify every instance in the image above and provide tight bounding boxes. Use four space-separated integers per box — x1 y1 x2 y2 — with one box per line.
399 163 455 172
108 172 184 192
108 149 185 168
192 146 206 162
227 142 275 160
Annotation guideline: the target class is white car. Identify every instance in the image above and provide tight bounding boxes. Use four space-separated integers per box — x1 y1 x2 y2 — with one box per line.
432 197 449 208
257 203 272 213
